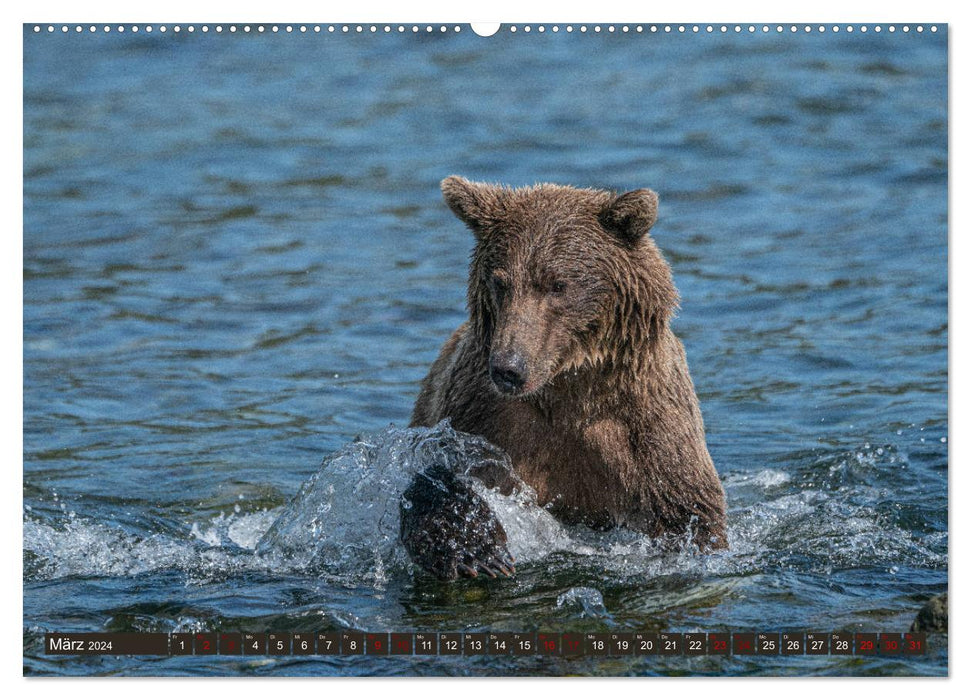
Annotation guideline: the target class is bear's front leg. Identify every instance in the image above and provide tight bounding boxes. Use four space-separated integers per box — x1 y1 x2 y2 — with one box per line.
400 462 515 581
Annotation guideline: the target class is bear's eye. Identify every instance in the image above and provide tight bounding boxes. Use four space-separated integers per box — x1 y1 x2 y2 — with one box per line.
550 280 568 295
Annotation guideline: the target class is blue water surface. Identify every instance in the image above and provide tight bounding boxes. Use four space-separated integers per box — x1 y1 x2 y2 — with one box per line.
23 25 947 676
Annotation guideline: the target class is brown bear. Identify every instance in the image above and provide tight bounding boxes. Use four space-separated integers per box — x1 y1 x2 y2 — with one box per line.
402 176 727 580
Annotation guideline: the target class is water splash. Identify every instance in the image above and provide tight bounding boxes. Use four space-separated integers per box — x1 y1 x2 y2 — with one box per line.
190 509 279 550
23 504 278 583
556 586 609 618
23 431 946 589
254 421 518 583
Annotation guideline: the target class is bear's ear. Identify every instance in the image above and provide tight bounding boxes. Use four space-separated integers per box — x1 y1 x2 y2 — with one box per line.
599 189 659 245
441 176 506 232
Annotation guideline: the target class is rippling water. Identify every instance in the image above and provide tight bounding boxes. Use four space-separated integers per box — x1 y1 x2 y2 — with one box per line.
23 26 947 676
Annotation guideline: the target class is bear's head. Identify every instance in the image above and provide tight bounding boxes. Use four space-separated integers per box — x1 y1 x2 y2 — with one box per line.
441 175 679 397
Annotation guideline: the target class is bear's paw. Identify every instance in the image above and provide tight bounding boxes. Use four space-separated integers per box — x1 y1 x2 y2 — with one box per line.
400 462 515 581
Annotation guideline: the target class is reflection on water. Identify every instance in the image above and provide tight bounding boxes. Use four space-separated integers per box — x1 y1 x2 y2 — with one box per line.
23 26 946 676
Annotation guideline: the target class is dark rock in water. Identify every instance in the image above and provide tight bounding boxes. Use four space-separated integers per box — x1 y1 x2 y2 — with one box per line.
911 592 947 633
400 462 515 581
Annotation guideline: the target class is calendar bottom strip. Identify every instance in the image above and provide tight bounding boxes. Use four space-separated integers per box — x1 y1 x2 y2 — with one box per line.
44 631 927 657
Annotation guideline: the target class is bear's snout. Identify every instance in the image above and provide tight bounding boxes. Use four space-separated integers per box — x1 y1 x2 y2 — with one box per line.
489 350 529 395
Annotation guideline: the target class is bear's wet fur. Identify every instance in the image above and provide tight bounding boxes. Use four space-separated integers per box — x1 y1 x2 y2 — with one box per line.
404 176 728 580
399 462 515 580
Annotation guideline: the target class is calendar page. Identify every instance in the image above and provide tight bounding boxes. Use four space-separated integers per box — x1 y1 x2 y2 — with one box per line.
22 20 948 677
